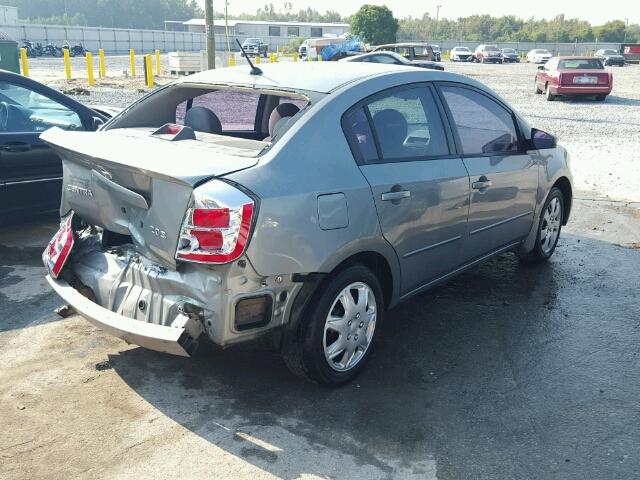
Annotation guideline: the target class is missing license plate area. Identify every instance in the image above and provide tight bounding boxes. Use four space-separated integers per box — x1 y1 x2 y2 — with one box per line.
234 295 273 331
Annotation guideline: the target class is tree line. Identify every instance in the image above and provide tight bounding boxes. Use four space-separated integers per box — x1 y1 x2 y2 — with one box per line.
6 0 640 44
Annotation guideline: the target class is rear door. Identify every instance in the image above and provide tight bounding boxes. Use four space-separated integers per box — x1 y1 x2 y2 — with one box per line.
437 83 538 262
342 83 470 297
0 80 86 218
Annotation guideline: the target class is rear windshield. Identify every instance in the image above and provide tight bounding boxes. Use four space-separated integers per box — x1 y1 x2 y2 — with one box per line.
559 59 604 69
106 84 313 152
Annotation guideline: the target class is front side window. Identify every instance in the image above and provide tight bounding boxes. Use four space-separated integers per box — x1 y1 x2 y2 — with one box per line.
441 85 520 155
0 82 83 132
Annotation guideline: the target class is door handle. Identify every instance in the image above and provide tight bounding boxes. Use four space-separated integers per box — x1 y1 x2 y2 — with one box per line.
472 176 492 190
1 142 32 153
381 190 411 201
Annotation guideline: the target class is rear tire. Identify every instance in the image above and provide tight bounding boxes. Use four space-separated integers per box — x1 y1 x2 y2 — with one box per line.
519 187 564 264
545 84 556 101
282 265 383 387
595 94 607 101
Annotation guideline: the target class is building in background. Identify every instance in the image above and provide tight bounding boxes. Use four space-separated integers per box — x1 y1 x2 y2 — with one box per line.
168 19 350 49
0 5 18 25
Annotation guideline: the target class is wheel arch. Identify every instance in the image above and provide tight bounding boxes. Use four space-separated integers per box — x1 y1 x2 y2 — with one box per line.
552 176 572 225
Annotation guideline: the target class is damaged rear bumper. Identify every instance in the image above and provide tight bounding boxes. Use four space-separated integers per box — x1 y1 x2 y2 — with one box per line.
46 275 202 356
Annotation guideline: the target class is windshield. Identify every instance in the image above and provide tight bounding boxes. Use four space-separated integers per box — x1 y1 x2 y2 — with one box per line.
602 49 618 55
485 45 499 51
502 48 516 53
432 45 441 51
453 47 470 52
243 38 260 44
559 59 604 70
534 49 549 54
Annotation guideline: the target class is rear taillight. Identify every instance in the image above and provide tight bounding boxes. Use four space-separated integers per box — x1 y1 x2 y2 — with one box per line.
176 181 255 264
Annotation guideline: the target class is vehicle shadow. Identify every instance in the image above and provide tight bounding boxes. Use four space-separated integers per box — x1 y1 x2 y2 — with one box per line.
108 233 640 479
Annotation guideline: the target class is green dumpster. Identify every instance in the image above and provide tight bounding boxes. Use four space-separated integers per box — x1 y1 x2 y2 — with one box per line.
0 31 20 74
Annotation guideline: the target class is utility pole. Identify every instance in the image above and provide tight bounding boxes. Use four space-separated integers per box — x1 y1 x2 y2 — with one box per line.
435 5 442 40
204 0 216 69
624 18 629 44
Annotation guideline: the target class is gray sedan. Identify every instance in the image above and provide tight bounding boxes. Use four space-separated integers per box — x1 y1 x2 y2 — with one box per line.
341 50 444 70
42 62 573 386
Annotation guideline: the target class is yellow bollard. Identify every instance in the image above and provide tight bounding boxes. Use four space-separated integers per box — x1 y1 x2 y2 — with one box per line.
317 54 323 62
63 47 72 80
144 54 153 88
129 48 136 76
86 52 95 86
98 48 106 78
228 54 236 67
155 49 161 76
20 48 29 76
293 53 297 62
254 55 260 65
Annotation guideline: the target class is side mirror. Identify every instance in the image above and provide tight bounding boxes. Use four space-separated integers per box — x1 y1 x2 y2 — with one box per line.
537 65 544 70
92 117 105 131
530 128 556 150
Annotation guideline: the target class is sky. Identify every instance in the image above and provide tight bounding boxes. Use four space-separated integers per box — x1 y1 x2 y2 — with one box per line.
199 1 639 25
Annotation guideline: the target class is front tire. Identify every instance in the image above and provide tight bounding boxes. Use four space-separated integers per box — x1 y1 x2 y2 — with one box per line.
534 78 542 94
282 265 383 386
519 187 564 264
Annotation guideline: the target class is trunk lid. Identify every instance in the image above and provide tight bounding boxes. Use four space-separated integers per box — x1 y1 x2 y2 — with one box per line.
41 127 261 269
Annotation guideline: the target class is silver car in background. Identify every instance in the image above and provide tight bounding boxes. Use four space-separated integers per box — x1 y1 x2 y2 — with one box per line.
43 62 573 386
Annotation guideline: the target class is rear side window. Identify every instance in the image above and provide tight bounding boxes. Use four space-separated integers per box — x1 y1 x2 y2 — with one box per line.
440 85 520 155
177 90 260 131
342 107 378 164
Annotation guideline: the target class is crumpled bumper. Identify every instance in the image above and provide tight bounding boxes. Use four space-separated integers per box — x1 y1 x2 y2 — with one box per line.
46 275 202 356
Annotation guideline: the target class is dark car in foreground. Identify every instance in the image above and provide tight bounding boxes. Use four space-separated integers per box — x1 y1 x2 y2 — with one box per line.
595 49 625 66
535 56 612 101
340 51 444 70
500 48 520 63
0 70 108 221
42 62 572 386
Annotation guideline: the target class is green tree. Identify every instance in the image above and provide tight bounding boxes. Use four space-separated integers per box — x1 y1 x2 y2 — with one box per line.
595 20 627 42
350 5 398 44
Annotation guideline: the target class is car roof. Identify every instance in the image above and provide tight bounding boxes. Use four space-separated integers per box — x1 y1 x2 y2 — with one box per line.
555 56 599 60
179 62 424 94
377 43 429 48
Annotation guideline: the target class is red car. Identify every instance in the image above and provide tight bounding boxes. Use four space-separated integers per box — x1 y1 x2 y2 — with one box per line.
534 56 612 101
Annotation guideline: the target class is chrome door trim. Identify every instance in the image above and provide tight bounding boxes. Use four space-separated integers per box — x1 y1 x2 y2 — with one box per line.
469 210 533 236
402 235 462 259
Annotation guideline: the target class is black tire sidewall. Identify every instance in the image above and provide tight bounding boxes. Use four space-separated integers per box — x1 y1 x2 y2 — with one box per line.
299 265 384 386
534 187 564 260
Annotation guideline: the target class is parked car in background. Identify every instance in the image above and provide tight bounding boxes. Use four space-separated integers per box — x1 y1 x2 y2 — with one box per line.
450 46 474 62
340 51 444 70
42 62 572 386
474 45 503 63
0 70 109 221
500 48 520 63
594 49 625 66
431 44 442 61
534 56 612 101
373 42 436 62
526 49 553 64
241 38 268 58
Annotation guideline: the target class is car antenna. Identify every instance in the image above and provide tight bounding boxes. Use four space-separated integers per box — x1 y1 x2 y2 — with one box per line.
236 39 263 76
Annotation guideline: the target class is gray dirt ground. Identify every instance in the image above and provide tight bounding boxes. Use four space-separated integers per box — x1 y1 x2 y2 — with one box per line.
1 59 639 480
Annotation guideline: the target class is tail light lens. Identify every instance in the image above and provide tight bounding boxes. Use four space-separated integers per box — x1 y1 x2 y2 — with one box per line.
176 181 255 264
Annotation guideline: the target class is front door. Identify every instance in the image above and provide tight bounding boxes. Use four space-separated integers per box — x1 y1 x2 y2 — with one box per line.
0 80 85 218
438 83 538 262
342 84 470 297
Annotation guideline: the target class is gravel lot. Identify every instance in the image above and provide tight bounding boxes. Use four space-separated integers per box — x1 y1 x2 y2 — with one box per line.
2 58 639 480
